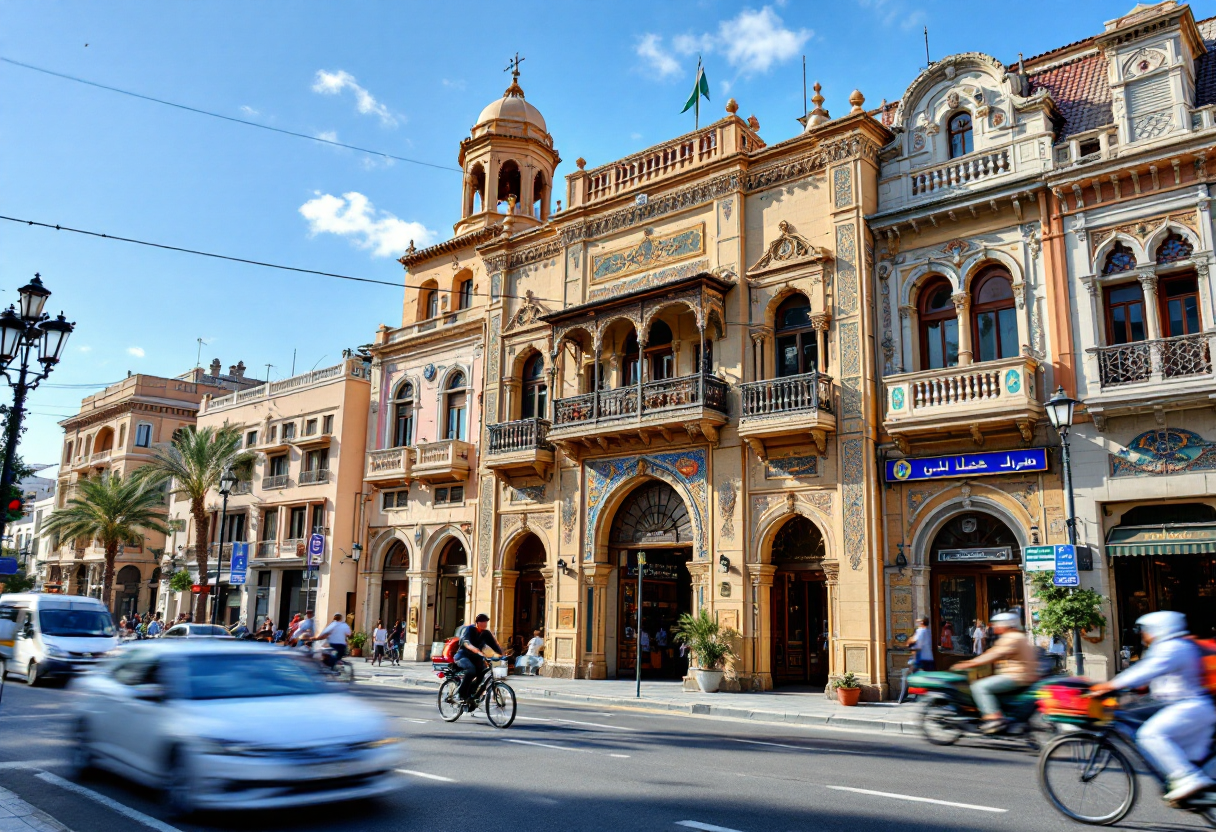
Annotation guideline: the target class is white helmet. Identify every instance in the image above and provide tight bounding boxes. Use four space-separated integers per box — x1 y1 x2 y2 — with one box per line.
991 612 1022 630
1136 611 1188 642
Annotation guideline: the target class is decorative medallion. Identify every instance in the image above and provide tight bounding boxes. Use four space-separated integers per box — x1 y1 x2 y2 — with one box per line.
591 224 705 282
891 386 906 411
1110 428 1216 477
748 220 827 277
1005 369 1021 394
675 457 700 478
423 364 436 381
912 130 926 152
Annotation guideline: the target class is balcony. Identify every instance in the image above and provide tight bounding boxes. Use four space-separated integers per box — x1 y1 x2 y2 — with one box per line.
486 418 555 480
1086 334 1215 421
89 450 112 465
365 446 412 486
411 439 473 484
737 372 836 457
298 469 330 486
910 147 1011 199
231 481 253 496
280 538 305 557
256 541 276 558
548 374 729 451
883 356 1042 449
261 474 290 490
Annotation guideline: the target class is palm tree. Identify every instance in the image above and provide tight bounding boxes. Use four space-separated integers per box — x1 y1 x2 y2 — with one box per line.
143 425 252 620
41 474 171 613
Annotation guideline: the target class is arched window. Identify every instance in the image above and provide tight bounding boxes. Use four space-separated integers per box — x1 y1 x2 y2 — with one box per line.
919 279 959 370
1156 231 1194 265
521 354 548 420
445 372 468 441
646 320 675 381
457 278 473 310
469 163 486 214
775 294 817 377
497 161 521 212
424 285 439 319
392 381 414 448
533 171 547 220
64 441 73 463
970 269 1018 362
948 112 973 158
1103 241 1136 275
622 330 640 387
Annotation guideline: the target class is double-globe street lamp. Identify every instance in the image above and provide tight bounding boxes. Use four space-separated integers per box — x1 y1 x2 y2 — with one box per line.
0 275 74 549
209 466 238 625
1044 385 1085 677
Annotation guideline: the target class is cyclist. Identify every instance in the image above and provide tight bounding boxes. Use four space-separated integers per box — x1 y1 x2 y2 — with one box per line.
310 613 352 669
454 613 504 708
951 611 1040 734
1091 611 1216 804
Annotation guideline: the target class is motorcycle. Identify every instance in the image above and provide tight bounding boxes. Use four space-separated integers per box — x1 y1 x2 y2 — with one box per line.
907 669 1058 748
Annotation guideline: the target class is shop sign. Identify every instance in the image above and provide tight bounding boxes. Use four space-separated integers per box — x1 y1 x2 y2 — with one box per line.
1052 544 1079 587
886 448 1047 483
1024 545 1058 572
938 546 1013 562
626 563 681 580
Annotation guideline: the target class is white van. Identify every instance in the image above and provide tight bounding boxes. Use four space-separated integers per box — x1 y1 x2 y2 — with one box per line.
0 594 119 686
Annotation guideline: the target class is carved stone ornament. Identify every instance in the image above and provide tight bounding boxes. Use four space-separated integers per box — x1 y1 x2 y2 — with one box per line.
504 289 548 332
747 220 829 279
946 91 960 109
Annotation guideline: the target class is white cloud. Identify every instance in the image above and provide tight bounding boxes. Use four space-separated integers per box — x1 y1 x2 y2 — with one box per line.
856 0 926 31
641 5 810 80
76 345 92 353
127 346 145 358
299 191 435 259
239 105 260 117
316 130 340 144
630 132 643 140
441 78 466 90
635 34 682 79
311 70 398 127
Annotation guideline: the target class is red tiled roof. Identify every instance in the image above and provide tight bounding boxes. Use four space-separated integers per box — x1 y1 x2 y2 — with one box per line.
1029 52 1112 141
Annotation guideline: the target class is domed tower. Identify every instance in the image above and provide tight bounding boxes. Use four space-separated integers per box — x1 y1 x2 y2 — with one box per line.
455 59 559 236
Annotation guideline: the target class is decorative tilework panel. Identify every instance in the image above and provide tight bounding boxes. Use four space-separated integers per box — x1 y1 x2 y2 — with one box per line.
840 321 859 377
587 259 709 302
842 438 866 570
835 223 858 315
1110 428 1216 477
561 469 578 545
841 376 862 419
591 224 704 282
833 166 853 209
509 484 547 503
477 475 495 577
765 455 819 479
718 479 738 540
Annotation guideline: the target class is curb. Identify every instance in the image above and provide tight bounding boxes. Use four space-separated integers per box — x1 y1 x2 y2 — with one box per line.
359 672 920 735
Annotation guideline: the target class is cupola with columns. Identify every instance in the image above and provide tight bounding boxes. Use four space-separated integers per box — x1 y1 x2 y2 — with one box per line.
454 55 560 237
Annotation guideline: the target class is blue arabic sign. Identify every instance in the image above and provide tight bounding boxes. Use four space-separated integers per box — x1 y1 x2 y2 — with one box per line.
229 543 248 586
885 448 1048 483
1053 544 1080 587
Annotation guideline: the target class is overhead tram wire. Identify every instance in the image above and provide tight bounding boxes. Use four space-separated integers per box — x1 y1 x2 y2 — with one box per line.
0 214 563 304
0 57 461 174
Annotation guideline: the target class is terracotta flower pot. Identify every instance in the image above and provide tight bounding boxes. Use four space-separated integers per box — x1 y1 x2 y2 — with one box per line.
351 648 363 658
837 686 861 706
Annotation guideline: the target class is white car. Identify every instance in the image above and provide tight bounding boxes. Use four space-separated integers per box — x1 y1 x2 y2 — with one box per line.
159 623 234 639
69 641 404 813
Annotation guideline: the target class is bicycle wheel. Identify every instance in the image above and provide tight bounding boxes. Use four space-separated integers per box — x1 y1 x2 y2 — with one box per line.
437 679 463 722
919 695 963 746
1038 732 1137 825
336 660 355 683
484 681 516 729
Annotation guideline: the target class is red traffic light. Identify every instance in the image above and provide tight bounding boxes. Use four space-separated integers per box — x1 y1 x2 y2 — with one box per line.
7 499 20 512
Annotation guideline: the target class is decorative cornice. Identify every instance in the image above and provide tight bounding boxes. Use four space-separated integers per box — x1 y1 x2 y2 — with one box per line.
745 133 878 192
399 225 502 269
559 172 739 246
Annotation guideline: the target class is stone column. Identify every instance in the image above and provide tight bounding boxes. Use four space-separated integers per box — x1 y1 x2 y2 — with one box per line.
404 569 435 661
503 378 521 423
1138 272 1162 341
899 305 916 372
749 563 777 691
494 569 520 650
952 293 973 366
822 560 841 679
811 314 831 373
578 563 613 679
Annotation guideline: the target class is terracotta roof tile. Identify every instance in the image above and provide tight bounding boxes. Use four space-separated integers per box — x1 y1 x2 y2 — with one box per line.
1194 17 1216 106
1029 52 1112 141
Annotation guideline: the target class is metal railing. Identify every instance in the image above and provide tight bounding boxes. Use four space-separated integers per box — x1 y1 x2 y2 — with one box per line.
739 372 833 417
299 469 329 485
487 418 553 455
552 373 728 427
1094 334 1212 388
256 541 276 557
261 474 289 490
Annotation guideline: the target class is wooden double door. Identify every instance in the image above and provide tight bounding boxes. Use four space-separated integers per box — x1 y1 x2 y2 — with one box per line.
771 571 827 687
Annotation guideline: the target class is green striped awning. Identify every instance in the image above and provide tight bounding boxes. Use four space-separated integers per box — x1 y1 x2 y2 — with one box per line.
1105 523 1216 557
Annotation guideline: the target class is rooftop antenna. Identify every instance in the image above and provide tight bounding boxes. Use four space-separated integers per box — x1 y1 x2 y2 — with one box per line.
924 26 931 68
290 348 296 377
310 355 328 371
195 337 206 369
802 55 807 116
264 363 274 384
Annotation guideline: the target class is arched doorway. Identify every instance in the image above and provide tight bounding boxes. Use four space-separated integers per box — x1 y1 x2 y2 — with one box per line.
434 539 467 641
769 516 828 687
72 565 87 597
147 567 161 613
929 511 1024 669
510 534 547 655
381 542 409 630
116 565 142 617
606 481 693 679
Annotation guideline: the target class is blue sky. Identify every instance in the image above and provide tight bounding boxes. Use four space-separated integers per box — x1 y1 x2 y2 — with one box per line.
3 0 1211 469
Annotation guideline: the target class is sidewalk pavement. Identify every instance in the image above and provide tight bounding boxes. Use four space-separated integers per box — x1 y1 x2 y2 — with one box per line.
352 660 920 734
0 786 70 832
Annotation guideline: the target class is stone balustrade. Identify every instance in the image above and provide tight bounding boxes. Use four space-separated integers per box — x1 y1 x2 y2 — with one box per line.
884 356 1041 439
910 147 1011 197
365 446 412 481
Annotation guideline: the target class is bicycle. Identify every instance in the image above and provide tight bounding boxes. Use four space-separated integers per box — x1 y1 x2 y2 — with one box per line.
435 656 516 728
314 645 355 683
1036 684 1216 827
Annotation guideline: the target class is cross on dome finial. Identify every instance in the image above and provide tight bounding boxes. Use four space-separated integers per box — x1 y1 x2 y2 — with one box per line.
503 52 526 98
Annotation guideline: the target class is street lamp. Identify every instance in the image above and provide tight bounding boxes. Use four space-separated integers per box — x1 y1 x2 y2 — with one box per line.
1045 385 1085 676
210 467 237 625
0 275 74 550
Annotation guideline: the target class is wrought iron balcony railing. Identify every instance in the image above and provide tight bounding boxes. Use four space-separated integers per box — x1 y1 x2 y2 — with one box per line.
552 373 728 428
487 418 553 455
739 371 833 417
1094 334 1212 388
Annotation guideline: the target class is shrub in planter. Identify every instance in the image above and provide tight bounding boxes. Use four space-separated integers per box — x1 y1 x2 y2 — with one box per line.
348 630 368 657
673 609 738 693
832 671 862 706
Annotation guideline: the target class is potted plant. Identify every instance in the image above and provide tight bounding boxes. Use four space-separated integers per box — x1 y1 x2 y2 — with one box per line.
674 609 737 693
832 671 862 706
348 630 368 658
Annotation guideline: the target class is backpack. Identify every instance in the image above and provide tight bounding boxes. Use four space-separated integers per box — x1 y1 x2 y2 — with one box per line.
1192 638 1216 697
440 634 462 661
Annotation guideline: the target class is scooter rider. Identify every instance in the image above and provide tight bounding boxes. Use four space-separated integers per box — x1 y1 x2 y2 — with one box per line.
952 611 1041 734
1091 611 1216 805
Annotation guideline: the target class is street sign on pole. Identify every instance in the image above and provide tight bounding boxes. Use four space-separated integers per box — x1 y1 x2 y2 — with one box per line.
307 534 325 568
1052 544 1080 587
1024 545 1058 573
635 551 645 700
229 543 248 586
0 557 18 576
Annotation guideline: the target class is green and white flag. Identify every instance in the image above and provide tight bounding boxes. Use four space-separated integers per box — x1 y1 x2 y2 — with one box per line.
681 59 710 127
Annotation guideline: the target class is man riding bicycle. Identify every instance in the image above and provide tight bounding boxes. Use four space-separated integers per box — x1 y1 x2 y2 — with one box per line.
310 613 352 669
455 614 503 708
1091 611 1216 804
952 611 1041 734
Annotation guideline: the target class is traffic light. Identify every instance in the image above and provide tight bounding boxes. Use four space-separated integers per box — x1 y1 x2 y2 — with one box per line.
4 486 22 523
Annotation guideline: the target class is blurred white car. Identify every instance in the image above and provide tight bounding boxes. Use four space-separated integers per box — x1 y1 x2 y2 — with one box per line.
69 641 403 813
159 623 234 639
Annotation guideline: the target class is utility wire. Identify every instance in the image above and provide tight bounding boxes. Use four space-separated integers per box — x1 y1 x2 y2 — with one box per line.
0 214 562 304
0 56 462 173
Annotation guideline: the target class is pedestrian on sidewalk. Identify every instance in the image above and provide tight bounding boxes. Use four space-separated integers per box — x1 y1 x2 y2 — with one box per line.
971 620 986 656
515 629 545 675
389 620 404 665
909 617 936 671
372 620 388 665
939 620 955 652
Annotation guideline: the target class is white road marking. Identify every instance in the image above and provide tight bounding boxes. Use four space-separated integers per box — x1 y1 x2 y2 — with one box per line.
35 771 186 832
555 718 635 731
396 768 456 782
675 821 745 832
515 716 553 722
0 759 63 769
825 785 1007 813
608 753 631 758
503 738 592 753
396 717 430 724
730 738 864 755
